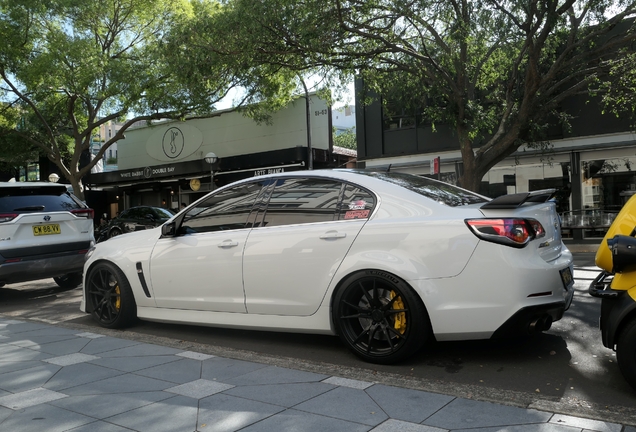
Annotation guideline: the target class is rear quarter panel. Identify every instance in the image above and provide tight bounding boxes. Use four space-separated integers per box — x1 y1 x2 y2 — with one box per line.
418 240 573 340
325 191 481 308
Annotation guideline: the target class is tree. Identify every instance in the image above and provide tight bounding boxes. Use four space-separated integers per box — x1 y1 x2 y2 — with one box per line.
334 126 357 150
0 0 295 199
602 52 636 122
212 0 636 191
0 103 40 175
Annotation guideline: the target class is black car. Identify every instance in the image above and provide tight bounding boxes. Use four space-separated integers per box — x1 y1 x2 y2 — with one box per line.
97 206 175 242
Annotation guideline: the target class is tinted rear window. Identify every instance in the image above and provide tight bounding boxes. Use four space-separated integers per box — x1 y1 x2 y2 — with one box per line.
355 171 488 207
0 186 84 213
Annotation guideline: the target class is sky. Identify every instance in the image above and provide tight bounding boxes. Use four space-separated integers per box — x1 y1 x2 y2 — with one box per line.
215 78 355 110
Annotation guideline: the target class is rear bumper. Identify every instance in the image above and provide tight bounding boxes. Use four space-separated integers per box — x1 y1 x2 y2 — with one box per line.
491 300 568 339
416 239 574 341
491 262 575 339
0 251 87 284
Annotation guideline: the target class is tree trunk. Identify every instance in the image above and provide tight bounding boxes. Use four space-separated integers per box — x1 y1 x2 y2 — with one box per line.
459 162 482 192
69 175 85 202
456 128 483 192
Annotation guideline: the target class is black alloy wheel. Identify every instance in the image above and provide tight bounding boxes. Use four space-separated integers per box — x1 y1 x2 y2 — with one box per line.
333 271 430 364
53 272 83 289
86 262 136 329
616 318 636 391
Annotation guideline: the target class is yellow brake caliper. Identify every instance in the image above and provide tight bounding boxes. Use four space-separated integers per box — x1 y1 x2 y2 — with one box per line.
390 291 407 334
114 286 121 310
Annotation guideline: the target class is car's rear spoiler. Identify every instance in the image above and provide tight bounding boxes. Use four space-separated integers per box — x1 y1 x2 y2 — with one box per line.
480 188 556 210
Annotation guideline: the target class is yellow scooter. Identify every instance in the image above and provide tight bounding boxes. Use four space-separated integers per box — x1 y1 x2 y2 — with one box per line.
589 195 636 391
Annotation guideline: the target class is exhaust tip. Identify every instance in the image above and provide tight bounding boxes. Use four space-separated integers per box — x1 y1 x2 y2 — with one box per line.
529 315 553 333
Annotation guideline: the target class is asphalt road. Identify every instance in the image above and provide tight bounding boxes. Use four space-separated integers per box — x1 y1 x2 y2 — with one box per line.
1 251 635 424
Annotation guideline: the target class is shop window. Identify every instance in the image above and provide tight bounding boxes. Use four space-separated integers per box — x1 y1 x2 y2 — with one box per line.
574 157 636 238
383 100 416 130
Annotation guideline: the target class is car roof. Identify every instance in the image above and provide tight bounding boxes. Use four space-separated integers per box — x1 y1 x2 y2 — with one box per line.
0 181 69 193
246 168 430 191
0 181 66 188
241 168 490 208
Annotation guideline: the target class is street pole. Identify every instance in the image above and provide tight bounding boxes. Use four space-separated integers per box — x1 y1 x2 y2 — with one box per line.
299 77 313 170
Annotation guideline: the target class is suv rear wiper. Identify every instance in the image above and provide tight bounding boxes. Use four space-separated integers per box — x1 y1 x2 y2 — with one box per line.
13 205 45 211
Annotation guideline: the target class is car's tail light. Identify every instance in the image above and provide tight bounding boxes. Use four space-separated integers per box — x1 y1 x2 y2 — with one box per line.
465 218 545 248
0 213 18 223
528 219 545 238
71 208 94 219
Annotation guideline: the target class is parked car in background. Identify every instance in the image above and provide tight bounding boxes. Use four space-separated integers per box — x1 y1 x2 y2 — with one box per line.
0 182 94 289
96 206 175 242
82 169 574 364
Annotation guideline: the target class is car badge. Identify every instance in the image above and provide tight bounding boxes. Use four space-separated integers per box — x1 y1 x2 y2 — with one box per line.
44 215 51 222
348 200 367 210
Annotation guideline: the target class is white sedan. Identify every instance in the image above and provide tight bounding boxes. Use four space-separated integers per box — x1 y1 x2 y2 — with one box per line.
81 169 574 364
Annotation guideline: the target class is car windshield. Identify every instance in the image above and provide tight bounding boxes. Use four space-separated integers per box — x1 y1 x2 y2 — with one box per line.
153 207 175 218
354 170 488 207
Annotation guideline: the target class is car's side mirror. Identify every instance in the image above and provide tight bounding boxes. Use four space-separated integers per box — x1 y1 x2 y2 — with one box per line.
161 222 176 237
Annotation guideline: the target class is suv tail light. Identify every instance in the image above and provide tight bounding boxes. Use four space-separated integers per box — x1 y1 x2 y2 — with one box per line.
465 218 545 248
71 209 95 219
0 213 18 223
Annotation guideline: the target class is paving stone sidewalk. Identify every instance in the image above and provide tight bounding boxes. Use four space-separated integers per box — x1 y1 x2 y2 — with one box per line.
0 317 633 432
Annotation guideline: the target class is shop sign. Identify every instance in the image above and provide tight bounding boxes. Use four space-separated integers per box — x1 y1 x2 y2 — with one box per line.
118 166 177 180
253 167 286 176
88 159 204 185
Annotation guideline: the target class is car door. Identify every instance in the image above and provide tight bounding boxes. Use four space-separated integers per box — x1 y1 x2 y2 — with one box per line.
242 178 376 316
148 181 265 312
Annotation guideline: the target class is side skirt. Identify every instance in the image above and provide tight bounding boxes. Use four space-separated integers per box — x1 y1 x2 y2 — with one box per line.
136 306 335 335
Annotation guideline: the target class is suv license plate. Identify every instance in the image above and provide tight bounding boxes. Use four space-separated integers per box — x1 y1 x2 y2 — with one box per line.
33 224 61 236
560 267 574 289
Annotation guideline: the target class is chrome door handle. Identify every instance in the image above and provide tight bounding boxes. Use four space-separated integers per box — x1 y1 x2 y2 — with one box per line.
218 240 239 248
319 231 347 240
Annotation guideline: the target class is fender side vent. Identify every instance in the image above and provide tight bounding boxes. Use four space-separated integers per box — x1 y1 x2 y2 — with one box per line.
136 262 151 298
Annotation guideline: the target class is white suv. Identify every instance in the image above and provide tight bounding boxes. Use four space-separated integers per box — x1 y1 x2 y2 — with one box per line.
0 182 95 288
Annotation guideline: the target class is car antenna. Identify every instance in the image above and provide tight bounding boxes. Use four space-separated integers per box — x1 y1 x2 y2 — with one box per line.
386 164 392 172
